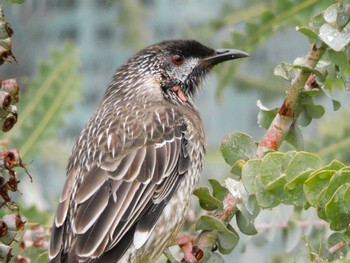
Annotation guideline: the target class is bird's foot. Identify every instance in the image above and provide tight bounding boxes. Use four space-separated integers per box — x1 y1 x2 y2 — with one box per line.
175 233 203 263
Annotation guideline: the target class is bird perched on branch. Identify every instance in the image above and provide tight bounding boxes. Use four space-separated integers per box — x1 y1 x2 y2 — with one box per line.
49 40 248 263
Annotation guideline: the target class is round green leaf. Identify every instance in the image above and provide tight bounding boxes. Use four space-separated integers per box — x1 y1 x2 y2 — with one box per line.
316 188 328 220
285 125 304 150
257 100 279 129
285 151 322 182
193 187 222 211
304 170 335 206
209 179 229 201
220 132 257 166
325 183 350 231
260 152 286 184
230 160 245 179
305 103 325 119
327 49 349 68
273 62 297 81
254 173 279 208
196 215 228 232
297 26 318 43
319 23 350 52
284 170 313 206
242 159 261 194
217 229 239 254
236 210 257 235
325 170 350 201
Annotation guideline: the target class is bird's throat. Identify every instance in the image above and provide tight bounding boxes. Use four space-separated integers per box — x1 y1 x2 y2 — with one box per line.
172 85 187 102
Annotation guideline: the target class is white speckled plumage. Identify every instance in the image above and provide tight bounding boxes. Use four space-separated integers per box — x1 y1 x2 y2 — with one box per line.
49 40 247 263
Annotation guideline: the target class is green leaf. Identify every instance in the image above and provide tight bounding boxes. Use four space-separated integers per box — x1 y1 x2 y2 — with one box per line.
304 170 335 206
305 103 325 119
257 100 279 129
220 132 257 166
316 188 328 220
236 210 257 235
196 215 240 252
196 215 227 232
325 183 350 231
325 169 350 201
246 195 260 218
300 94 326 124
193 187 222 211
254 173 280 208
327 49 349 68
319 23 350 52
274 62 297 81
309 12 326 31
320 84 341 111
322 160 346 171
323 3 339 24
260 152 286 183
284 125 304 150
225 177 241 201
260 153 288 198
293 57 329 80
251 152 299 207
209 179 229 201
285 151 322 182
297 26 319 43
241 159 261 194
298 109 312 127
230 160 245 180
284 170 313 206
265 174 286 193
217 227 239 254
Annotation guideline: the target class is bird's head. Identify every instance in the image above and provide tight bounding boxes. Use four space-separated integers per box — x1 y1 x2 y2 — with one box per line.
107 40 248 106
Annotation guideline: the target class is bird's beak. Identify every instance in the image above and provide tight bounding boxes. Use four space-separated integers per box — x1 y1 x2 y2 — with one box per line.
203 49 249 66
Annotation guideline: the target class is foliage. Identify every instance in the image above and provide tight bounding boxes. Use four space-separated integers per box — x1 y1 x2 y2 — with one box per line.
212 0 336 98
4 42 81 159
192 1 350 262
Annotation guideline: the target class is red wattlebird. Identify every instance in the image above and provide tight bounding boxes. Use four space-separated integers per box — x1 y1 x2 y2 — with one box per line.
49 40 248 263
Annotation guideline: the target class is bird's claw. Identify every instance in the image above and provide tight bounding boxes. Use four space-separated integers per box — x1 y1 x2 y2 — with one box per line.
175 233 203 262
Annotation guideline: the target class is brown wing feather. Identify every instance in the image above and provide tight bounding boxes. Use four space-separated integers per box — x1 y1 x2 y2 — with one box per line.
49 104 190 262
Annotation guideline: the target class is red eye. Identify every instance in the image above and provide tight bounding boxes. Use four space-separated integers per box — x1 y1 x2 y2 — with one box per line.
172 54 184 65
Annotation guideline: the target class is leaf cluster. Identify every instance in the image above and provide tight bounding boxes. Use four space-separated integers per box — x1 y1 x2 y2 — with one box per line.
221 130 350 259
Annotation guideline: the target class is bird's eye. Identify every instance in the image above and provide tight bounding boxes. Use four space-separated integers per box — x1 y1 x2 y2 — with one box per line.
171 54 184 65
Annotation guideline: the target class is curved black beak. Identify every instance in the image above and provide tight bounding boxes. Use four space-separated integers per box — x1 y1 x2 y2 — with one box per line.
204 49 249 65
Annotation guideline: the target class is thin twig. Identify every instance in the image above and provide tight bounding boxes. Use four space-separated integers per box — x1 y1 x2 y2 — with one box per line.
329 240 347 254
256 220 328 230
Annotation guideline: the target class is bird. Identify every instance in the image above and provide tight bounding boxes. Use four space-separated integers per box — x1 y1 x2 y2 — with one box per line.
49 40 248 263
